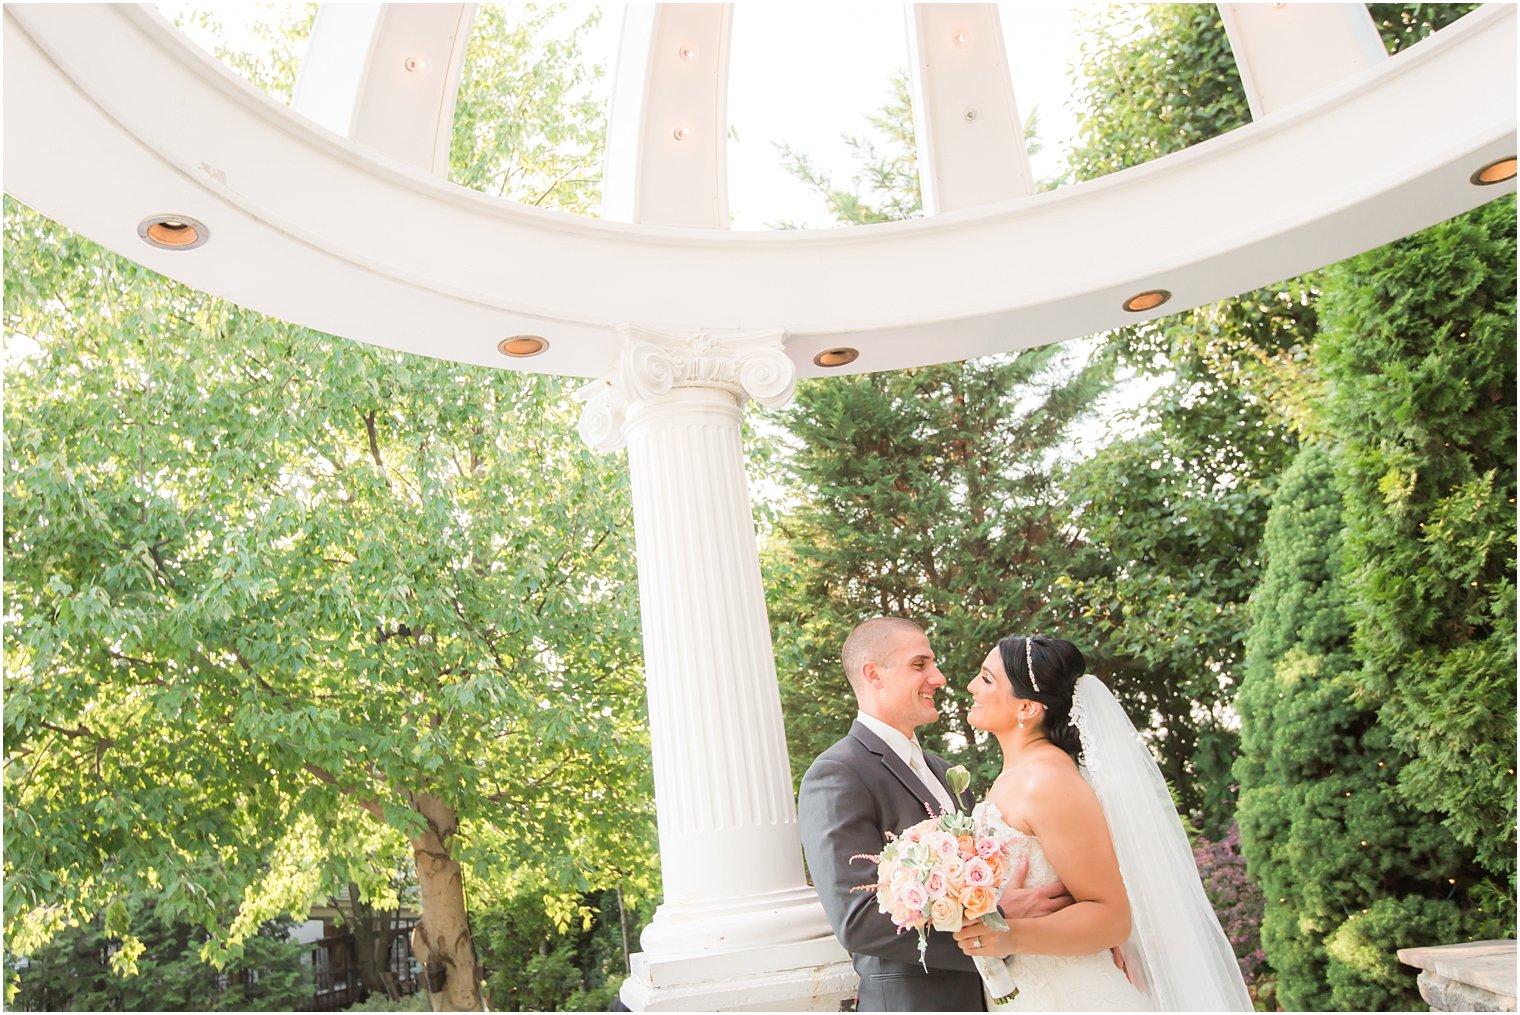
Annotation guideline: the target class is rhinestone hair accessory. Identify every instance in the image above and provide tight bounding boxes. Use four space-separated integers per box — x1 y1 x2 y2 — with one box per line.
1025 636 1041 693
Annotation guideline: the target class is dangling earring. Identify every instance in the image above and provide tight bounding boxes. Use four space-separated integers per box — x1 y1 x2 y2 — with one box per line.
1018 718 1025 730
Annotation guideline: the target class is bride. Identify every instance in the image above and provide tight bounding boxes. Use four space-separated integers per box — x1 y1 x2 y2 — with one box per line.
953 634 1253 1012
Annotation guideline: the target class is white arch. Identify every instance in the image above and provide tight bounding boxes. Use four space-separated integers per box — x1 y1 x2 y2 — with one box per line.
3 3 1514 379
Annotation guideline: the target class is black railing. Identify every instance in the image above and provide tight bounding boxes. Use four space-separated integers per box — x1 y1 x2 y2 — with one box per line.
309 922 420 1011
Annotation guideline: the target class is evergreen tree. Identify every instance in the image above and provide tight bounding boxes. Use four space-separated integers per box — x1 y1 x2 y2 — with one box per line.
1061 4 1308 827
1316 195 1518 923
1235 444 1481 1010
763 75 1108 788
769 351 1109 787
1058 2 1478 832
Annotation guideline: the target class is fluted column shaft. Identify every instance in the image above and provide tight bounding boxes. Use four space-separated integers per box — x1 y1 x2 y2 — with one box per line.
625 387 800 901
578 326 833 960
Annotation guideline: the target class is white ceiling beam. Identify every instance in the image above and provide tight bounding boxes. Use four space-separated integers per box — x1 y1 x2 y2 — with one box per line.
292 3 475 176
604 4 732 228
1219 3 1386 120
907 3 1033 213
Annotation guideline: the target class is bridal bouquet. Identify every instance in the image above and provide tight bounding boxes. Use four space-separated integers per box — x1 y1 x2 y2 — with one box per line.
851 765 1020 1004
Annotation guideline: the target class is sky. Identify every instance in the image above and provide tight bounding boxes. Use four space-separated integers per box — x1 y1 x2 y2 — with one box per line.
721 4 1087 228
586 4 1090 228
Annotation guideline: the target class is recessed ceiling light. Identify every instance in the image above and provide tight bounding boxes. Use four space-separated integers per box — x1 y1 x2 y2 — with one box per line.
813 348 859 368
1471 156 1517 186
137 215 207 250
1122 289 1171 313
498 335 548 357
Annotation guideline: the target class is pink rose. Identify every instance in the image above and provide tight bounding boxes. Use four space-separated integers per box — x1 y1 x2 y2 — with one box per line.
925 868 949 899
930 832 960 859
964 857 994 887
897 881 928 912
976 836 1001 859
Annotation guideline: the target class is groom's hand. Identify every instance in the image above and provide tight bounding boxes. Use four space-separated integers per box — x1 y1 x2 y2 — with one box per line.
997 856 1074 919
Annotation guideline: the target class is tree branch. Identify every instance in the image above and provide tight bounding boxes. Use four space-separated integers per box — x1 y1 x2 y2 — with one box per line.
364 410 390 485
304 762 386 821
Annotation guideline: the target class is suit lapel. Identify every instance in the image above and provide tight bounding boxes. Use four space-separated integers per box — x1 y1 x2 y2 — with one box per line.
849 721 941 817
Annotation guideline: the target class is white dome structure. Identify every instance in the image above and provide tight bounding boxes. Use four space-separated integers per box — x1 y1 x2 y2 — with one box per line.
4 5 1515 1011
4 4 1514 377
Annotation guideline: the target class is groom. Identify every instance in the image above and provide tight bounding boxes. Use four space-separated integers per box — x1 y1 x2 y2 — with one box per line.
798 618 1069 1012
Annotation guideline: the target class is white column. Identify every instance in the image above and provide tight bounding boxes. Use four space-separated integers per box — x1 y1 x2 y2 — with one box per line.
578 326 853 1012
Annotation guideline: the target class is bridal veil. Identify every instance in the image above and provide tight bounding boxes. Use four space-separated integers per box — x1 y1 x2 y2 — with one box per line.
1072 675 1254 1012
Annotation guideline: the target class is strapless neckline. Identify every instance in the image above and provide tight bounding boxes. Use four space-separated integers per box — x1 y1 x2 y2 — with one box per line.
975 799 1038 841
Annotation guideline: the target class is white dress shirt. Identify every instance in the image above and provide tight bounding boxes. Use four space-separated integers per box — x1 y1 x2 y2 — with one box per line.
856 710 958 815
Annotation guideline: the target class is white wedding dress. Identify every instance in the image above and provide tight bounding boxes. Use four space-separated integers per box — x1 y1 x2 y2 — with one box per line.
972 677 1253 1013
974 800 1153 1012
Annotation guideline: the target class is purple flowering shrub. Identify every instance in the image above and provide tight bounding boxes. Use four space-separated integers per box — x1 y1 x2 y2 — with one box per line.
1194 822 1275 1010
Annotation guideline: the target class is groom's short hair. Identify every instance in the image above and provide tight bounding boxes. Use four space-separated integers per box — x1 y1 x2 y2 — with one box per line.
842 617 924 693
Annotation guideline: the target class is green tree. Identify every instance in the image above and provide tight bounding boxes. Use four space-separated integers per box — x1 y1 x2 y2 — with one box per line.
473 882 643 1012
4 9 653 1012
1316 195 1518 919
10 895 311 1012
762 73 1108 790
449 5 606 212
1235 444 1483 1010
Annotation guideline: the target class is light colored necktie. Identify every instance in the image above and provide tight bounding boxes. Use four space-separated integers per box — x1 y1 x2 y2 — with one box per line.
910 744 957 815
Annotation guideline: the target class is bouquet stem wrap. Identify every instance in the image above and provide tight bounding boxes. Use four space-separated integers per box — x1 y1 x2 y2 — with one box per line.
974 955 1018 1006
973 911 1018 1005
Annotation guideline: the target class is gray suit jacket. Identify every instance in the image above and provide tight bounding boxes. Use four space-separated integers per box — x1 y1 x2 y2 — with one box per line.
798 721 984 1012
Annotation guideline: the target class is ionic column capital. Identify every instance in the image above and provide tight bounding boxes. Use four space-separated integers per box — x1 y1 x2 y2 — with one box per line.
575 325 796 452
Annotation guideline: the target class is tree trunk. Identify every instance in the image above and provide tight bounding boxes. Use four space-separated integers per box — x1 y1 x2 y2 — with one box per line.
409 792 482 1011
342 884 398 1000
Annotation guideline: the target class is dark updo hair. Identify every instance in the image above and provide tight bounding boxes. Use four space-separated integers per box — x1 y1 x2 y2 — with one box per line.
996 634 1087 764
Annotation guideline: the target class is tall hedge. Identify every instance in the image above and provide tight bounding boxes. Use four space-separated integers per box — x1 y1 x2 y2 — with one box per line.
1236 444 1482 1010
1317 196 1518 915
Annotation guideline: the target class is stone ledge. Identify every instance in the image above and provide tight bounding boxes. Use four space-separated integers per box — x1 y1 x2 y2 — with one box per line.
1399 939 1516 1013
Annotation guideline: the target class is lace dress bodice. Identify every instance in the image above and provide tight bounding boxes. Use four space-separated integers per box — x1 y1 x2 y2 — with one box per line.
973 801 1154 1012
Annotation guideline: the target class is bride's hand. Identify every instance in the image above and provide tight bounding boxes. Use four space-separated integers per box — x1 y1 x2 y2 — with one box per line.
998 855 1074 919
953 919 1019 958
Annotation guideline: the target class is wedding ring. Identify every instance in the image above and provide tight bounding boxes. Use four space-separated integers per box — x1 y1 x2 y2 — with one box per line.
972 937 982 949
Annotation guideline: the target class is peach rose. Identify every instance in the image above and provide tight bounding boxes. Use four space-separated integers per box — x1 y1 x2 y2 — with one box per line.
960 884 997 921
957 834 977 857
985 855 1005 884
930 895 963 933
942 855 966 885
